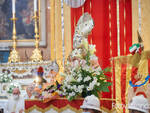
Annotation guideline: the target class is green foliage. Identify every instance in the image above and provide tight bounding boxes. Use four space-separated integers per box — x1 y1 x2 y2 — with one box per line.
0 72 12 83
62 66 112 101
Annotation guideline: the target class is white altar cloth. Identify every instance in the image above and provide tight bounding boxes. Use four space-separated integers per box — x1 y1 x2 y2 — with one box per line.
0 99 8 113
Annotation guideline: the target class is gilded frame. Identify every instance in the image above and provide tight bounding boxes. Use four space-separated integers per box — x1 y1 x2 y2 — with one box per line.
0 0 46 47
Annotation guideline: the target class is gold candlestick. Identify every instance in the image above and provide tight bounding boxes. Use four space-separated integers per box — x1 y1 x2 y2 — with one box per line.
30 12 43 62
8 13 20 63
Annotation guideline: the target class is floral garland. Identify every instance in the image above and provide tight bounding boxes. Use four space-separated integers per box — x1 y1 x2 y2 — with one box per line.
0 61 59 78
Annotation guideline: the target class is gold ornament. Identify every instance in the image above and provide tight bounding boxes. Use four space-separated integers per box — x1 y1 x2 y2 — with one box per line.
30 12 43 62
8 13 20 63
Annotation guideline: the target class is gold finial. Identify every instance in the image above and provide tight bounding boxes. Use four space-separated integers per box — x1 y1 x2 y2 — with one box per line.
8 13 20 63
30 12 43 62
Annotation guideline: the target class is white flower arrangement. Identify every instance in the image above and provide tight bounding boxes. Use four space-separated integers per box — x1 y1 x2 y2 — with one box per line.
0 70 12 83
62 13 111 101
7 82 21 94
62 43 111 101
62 62 111 101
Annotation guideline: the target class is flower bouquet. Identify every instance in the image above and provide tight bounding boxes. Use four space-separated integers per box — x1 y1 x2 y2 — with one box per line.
34 81 62 103
61 38 111 101
0 70 12 83
62 61 111 101
7 82 21 94
61 13 111 101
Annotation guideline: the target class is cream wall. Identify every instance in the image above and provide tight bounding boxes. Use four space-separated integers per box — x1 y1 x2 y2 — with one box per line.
132 0 150 51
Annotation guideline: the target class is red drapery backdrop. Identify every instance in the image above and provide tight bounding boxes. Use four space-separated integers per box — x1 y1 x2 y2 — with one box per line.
71 0 132 111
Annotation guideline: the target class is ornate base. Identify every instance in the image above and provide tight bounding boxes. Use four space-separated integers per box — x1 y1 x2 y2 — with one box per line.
8 49 20 63
30 48 43 62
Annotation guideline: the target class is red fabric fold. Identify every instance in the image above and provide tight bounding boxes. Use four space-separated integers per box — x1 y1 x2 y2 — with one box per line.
125 0 132 55
121 64 127 113
25 99 83 110
119 0 125 55
110 0 117 57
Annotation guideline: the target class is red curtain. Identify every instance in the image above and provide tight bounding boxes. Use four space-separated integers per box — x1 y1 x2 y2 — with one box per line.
71 0 132 111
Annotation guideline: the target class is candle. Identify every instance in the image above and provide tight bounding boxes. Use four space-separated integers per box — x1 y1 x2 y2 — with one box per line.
12 0 16 13
34 0 37 12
